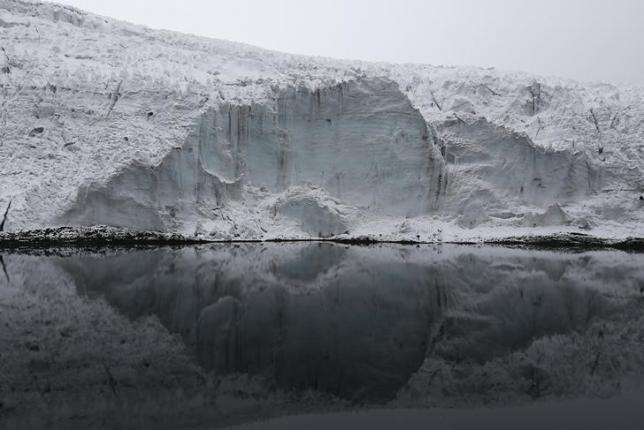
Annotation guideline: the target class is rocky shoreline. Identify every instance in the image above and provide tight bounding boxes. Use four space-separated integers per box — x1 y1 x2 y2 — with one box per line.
1 226 643 252
0 226 206 247
487 233 644 252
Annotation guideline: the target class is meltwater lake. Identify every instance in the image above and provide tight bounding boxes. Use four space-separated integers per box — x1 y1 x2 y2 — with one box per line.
1 243 643 429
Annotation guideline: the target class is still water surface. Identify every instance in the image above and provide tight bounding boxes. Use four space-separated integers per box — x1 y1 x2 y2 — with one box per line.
1 243 643 429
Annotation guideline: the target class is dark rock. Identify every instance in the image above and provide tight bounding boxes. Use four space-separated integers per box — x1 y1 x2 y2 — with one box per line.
492 234 644 252
26 342 40 352
59 326 73 338
0 225 208 249
29 127 44 137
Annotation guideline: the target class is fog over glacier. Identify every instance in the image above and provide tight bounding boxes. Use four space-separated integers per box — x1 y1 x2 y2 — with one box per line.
55 0 644 85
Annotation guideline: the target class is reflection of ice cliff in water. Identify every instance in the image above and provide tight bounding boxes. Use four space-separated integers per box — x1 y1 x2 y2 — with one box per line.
52 244 644 404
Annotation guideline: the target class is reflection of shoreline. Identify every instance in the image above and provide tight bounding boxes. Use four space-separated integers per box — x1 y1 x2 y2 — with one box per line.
2 227 644 252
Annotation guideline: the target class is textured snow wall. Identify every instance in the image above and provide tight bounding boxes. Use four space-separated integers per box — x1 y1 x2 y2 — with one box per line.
215 78 445 216
2 0 643 239
436 118 599 228
61 150 240 232
61 78 447 234
58 77 605 236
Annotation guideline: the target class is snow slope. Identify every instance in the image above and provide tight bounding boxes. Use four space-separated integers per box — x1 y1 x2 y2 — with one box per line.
1 0 643 241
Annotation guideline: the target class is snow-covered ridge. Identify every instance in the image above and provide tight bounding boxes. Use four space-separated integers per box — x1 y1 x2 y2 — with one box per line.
1 0 643 241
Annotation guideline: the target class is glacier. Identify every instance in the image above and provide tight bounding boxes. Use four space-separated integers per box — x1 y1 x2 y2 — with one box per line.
1 0 643 242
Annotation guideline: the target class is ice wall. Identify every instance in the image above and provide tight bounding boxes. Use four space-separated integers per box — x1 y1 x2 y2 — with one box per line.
61 78 447 235
215 78 445 216
437 118 599 228
57 76 609 237
3 0 643 239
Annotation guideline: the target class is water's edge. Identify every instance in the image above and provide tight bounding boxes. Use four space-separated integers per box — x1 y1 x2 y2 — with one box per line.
2 226 644 252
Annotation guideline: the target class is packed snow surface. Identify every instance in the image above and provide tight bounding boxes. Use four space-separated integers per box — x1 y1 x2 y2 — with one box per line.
1 0 643 241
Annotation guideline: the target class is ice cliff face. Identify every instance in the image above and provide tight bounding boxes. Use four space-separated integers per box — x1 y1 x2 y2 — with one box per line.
61 79 445 236
62 79 444 235
1 0 643 240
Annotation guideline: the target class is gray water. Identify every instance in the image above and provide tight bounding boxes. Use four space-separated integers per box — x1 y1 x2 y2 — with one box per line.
1 243 644 429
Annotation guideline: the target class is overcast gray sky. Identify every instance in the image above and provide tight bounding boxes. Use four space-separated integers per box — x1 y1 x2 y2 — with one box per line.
55 0 644 85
